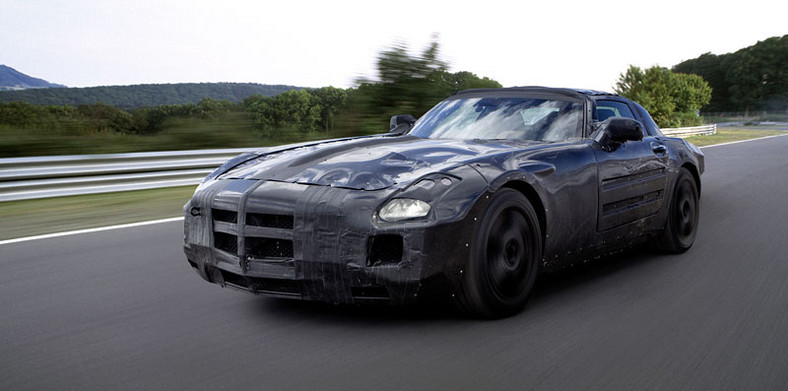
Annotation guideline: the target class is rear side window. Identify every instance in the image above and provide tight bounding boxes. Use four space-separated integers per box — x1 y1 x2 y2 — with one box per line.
595 100 636 121
632 102 663 136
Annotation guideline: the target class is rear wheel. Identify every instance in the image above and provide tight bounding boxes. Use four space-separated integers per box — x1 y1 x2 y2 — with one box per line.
655 167 699 253
455 189 542 318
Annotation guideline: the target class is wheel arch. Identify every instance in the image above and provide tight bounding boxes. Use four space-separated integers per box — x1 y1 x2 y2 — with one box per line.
681 163 701 196
500 180 547 246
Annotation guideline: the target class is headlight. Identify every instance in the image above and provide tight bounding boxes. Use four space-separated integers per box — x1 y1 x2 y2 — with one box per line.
378 198 431 222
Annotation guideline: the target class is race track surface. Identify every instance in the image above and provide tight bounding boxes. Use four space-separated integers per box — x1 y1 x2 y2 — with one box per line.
2 136 788 390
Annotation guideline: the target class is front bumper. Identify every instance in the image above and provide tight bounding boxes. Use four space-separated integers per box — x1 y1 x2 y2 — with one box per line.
183 178 477 305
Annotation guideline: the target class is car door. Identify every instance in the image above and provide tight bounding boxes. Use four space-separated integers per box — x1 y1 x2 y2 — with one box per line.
592 99 669 232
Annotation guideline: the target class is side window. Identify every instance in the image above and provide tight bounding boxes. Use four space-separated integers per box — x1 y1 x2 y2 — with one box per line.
595 100 636 121
595 99 646 137
633 102 663 136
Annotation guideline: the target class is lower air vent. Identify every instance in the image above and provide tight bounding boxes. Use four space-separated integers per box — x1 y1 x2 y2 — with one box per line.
213 232 238 255
367 235 403 266
351 286 390 300
246 238 294 259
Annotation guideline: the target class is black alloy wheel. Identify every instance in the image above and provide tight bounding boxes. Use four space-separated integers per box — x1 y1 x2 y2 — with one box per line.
456 189 542 318
656 167 699 253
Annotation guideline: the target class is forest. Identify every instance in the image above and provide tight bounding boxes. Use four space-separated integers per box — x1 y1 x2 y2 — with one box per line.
0 82 300 108
673 34 787 114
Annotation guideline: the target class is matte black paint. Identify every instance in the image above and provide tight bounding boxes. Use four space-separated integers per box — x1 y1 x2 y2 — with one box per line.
183 87 704 304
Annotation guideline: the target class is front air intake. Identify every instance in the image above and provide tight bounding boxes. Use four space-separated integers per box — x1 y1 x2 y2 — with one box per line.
246 213 294 229
367 235 403 266
213 232 238 255
245 238 294 259
212 209 238 224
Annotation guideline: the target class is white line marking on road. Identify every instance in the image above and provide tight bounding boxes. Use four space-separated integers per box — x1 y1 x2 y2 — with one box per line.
699 133 788 149
0 217 184 246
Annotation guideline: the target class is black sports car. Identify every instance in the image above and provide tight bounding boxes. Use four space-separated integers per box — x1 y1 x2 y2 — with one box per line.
183 87 703 318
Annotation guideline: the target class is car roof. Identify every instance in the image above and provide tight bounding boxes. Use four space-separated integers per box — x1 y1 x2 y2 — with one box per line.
454 86 619 100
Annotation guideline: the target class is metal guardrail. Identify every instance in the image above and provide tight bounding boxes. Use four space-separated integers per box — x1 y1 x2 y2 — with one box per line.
0 124 721 202
0 148 257 202
662 124 717 138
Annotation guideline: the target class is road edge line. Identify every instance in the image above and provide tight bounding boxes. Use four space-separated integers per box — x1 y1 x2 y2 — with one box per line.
0 216 184 246
699 133 788 149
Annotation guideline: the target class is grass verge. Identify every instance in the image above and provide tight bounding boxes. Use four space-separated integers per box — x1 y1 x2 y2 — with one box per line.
683 127 787 146
1 127 786 241
0 185 195 240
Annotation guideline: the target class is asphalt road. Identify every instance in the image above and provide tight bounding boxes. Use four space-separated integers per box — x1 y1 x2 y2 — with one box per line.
2 135 788 390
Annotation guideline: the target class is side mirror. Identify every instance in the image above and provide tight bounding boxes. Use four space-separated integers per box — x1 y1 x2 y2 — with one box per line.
594 117 643 150
389 114 416 135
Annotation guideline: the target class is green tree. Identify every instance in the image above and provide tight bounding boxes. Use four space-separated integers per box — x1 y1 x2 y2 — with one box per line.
246 90 321 136
194 98 235 119
615 65 711 127
444 71 502 91
308 87 347 132
673 52 731 111
347 38 502 132
369 39 450 116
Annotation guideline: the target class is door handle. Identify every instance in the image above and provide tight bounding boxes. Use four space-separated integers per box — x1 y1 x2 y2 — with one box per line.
651 142 667 154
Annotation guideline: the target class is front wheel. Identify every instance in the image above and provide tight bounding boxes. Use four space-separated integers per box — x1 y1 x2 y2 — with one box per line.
655 167 699 253
455 189 542 318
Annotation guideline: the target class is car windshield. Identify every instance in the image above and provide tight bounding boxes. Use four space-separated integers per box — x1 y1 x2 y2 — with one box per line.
409 96 582 142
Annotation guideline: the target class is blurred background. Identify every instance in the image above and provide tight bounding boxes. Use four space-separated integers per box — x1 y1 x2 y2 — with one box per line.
0 0 785 239
1 0 786 158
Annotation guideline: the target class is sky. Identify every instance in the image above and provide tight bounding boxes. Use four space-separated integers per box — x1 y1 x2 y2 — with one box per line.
1 0 785 92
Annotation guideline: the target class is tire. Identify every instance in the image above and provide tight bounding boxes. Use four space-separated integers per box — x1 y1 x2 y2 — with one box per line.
455 189 542 318
655 167 699 253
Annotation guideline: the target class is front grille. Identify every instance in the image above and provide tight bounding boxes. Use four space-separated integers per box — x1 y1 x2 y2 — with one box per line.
213 232 238 255
246 213 294 229
367 235 403 266
212 209 238 223
246 237 294 259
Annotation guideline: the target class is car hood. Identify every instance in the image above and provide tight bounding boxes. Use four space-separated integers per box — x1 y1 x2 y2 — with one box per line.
219 135 541 190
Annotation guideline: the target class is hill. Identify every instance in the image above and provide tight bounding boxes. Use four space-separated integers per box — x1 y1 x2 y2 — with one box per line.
0 82 303 108
0 65 66 91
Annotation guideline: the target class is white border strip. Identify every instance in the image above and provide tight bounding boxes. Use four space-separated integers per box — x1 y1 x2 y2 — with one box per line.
699 133 788 149
0 216 184 246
